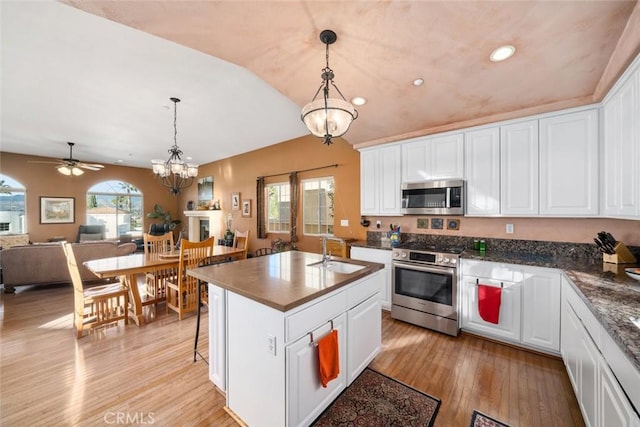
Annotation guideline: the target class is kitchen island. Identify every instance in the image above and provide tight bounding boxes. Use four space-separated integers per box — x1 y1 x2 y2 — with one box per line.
188 251 385 427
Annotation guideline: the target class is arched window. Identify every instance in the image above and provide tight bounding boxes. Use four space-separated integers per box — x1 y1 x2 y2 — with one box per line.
87 181 143 240
0 174 26 235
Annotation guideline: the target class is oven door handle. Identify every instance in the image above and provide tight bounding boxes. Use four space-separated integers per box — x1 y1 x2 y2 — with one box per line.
393 261 455 276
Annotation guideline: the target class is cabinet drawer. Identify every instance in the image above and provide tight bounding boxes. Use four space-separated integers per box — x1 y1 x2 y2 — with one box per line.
564 281 602 349
286 291 347 343
350 247 392 265
347 271 382 309
461 260 524 282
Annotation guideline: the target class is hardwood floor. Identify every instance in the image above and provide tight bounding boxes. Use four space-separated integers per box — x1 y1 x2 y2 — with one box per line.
0 283 584 426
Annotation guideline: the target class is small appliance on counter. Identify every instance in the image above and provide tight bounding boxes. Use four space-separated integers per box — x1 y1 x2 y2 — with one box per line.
594 231 637 264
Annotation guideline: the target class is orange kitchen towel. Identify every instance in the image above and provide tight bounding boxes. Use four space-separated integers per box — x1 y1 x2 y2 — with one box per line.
478 284 502 324
318 329 340 388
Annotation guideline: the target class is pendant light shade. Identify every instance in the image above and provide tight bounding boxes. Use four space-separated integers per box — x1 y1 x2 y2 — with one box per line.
301 30 358 145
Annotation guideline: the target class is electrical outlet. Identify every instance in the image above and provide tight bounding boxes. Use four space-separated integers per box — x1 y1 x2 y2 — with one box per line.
267 335 276 356
376 220 381 228
506 223 514 234
340 219 349 226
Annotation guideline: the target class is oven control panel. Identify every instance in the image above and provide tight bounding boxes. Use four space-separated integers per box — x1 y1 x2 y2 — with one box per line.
392 249 458 267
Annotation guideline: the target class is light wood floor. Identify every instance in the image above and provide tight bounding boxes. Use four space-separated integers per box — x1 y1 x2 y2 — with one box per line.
0 283 584 426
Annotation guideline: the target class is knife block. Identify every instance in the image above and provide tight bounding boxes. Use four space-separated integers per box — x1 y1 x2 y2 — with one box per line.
603 242 637 264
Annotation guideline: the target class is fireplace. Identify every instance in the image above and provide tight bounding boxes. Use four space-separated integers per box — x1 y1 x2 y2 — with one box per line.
184 210 222 242
200 220 210 240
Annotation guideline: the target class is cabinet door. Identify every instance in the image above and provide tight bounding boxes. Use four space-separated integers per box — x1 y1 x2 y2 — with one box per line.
378 144 402 215
501 120 539 215
347 294 381 385
286 313 347 427
208 283 226 392
430 133 464 179
539 109 599 216
579 320 599 427
617 72 639 217
562 292 582 395
521 268 561 352
401 138 429 183
360 149 379 215
350 247 392 310
464 127 501 215
600 356 640 427
461 276 521 342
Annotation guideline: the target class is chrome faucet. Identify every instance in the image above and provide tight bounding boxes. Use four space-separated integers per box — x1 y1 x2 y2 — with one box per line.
321 235 344 265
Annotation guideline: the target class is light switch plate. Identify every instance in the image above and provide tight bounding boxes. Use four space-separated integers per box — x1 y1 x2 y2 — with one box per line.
506 223 514 234
340 219 349 226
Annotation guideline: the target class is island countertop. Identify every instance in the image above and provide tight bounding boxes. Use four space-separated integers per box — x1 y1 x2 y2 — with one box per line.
187 251 384 312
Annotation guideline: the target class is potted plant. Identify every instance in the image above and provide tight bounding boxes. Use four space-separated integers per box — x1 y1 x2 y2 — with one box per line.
146 204 182 235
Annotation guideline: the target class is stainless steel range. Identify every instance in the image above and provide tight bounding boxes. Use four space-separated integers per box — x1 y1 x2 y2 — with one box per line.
391 243 462 336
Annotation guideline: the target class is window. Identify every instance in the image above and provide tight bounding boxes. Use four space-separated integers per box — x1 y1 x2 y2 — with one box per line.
0 174 26 235
87 181 143 240
302 177 334 236
266 182 290 233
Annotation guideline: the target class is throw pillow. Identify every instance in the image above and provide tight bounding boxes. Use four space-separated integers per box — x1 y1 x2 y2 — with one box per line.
79 233 103 242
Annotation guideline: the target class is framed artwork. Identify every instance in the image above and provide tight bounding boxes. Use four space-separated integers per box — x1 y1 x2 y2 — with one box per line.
40 196 75 224
430 218 443 230
242 199 251 217
447 219 460 230
231 192 240 210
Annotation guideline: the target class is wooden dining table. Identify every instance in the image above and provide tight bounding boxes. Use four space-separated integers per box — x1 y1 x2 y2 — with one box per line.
84 245 246 326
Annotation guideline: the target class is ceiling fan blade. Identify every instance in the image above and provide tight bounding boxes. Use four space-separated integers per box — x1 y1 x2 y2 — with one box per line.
27 160 63 165
79 163 104 171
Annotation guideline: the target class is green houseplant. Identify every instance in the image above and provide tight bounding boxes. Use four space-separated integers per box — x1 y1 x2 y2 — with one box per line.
146 204 181 232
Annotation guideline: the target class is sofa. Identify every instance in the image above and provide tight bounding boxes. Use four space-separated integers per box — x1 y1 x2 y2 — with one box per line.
0 241 137 293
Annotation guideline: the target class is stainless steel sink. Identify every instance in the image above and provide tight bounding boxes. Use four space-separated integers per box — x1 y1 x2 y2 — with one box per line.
307 260 366 274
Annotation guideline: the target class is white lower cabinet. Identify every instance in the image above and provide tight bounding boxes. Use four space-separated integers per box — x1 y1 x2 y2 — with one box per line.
461 276 521 342
347 294 381 385
460 260 561 354
350 247 392 310
224 270 383 427
287 313 348 427
208 283 226 391
561 277 640 427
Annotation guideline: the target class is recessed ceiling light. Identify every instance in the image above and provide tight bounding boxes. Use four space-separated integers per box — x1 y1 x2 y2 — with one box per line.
352 96 367 106
412 78 424 87
490 45 516 62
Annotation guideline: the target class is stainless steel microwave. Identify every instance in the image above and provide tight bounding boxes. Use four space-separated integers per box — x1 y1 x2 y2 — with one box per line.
401 179 464 215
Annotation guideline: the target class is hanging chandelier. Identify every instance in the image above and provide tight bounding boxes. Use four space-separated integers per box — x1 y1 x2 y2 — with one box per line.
301 29 358 145
151 97 198 195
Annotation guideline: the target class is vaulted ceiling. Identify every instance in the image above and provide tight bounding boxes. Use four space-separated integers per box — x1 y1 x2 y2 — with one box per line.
1 1 639 169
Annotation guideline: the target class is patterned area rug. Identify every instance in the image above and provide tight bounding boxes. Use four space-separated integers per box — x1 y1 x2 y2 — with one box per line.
470 409 511 427
311 368 440 427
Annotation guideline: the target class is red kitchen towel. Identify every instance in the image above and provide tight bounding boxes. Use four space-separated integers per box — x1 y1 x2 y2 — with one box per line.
478 284 502 324
317 329 340 388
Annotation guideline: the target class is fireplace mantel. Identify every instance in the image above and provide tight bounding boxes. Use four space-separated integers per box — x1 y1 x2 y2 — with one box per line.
184 210 223 242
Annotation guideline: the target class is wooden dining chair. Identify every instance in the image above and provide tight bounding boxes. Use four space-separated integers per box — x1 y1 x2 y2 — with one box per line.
232 229 250 260
165 237 215 320
62 243 129 338
143 231 175 307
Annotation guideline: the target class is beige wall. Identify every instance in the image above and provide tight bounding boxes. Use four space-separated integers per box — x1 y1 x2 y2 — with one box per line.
3 141 638 252
172 135 366 254
0 152 179 243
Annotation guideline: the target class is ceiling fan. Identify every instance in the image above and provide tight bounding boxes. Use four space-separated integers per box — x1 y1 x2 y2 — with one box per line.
29 142 105 176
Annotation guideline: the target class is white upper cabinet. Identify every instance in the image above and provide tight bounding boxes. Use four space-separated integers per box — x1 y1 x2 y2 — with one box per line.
359 144 402 216
401 133 464 183
500 120 539 216
602 61 639 219
464 127 501 216
539 109 599 216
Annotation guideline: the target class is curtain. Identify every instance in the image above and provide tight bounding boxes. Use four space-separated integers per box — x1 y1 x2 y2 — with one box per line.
289 172 299 243
256 177 266 239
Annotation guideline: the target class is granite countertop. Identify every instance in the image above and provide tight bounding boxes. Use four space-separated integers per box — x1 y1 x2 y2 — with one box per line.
187 251 384 312
462 250 640 372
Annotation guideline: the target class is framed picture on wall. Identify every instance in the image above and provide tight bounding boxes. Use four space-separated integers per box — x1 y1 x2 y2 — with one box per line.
242 199 251 217
231 192 240 210
40 196 75 224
